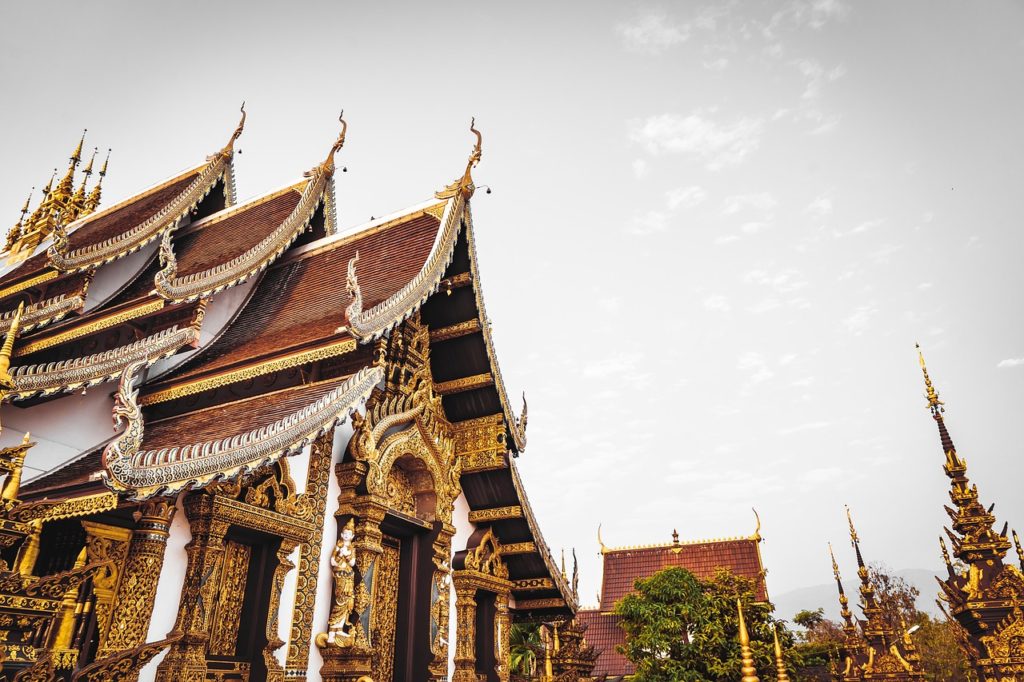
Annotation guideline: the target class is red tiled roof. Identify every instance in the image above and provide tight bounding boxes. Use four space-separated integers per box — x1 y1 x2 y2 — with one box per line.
0 170 201 285
140 375 355 450
576 609 632 677
172 185 302 278
600 538 766 607
156 211 441 384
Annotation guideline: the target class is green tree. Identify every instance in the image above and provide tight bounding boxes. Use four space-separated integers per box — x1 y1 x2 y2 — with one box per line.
614 567 800 681
509 622 541 676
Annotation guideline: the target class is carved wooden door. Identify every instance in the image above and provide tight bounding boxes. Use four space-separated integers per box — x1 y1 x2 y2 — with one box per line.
370 535 402 682
205 539 252 682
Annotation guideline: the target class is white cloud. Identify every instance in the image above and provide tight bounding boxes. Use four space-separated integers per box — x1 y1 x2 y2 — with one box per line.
715 234 740 245
850 218 884 234
748 297 782 314
703 57 729 71
629 112 764 170
998 358 1024 368
703 294 731 312
626 210 669 236
744 268 808 293
723 192 777 215
779 421 833 436
666 185 707 210
618 13 689 53
806 195 833 217
767 0 850 34
737 352 775 395
842 305 877 335
632 158 649 179
741 221 770 234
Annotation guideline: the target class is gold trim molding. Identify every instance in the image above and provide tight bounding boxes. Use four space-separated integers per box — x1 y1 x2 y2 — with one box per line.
435 373 493 396
0 270 59 301
467 506 522 523
15 300 165 357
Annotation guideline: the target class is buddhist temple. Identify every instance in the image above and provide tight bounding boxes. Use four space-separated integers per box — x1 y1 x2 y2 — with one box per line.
919 348 1024 682
576 522 766 678
0 109 584 682
828 509 924 680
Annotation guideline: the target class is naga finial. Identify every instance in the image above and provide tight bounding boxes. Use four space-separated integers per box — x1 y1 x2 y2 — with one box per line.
323 109 348 171
436 118 484 200
344 251 363 326
226 102 247 150
597 523 608 555
751 508 762 541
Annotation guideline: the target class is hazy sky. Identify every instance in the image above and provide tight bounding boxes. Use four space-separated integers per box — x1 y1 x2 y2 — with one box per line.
2 1 1023 610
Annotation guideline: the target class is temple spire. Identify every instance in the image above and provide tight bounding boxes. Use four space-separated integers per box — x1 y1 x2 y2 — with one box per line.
846 506 878 610
829 542 857 633
84 149 110 214
737 599 761 682
773 623 791 682
917 344 1009 565
68 147 98 221
0 302 24 420
50 130 87 220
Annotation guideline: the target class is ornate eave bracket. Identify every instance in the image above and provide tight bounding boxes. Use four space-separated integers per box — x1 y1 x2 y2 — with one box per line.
0 291 87 336
102 365 383 500
344 193 464 343
154 115 344 303
46 106 246 275
4 324 199 402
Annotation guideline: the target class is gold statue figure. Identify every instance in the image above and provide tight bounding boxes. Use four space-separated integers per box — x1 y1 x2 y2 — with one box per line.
317 518 358 648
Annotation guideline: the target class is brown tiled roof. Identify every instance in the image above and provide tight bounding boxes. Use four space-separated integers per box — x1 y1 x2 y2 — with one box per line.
20 447 104 498
173 185 302 278
600 538 766 607
0 170 201 285
576 610 632 677
140 375 355 450
155 211 441 384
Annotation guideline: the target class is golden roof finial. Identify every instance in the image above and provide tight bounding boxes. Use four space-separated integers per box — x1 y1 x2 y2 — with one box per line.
68 147 98 221
226 102 246 151
597 523 608 555
672 528 680 545
916 343 944 416
751 508 762 541
1014 530 1024 571
737 599 761 682
829 542 855 628
51 130 87 215
71 129 86 165
561 548 567 580
19 188 34 221
321 109 348 173
0 301 25 391
84 149 110 214
773 623 791 682
435 118 484 201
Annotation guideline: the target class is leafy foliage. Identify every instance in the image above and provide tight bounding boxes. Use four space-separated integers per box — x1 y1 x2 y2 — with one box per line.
614 567 801 681
509 622 541 676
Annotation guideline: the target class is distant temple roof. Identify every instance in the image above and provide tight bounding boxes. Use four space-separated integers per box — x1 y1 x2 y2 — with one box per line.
580 526 766 677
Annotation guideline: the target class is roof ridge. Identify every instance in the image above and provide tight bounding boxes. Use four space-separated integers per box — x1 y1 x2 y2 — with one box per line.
604 535 758 553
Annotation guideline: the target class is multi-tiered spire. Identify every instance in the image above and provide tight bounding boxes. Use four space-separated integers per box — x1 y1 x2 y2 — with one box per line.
5 131 110 262
919 346 1024 681
737 599 761 682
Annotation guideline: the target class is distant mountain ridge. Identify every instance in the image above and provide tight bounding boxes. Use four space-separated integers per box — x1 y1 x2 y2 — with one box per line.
771 568 942 625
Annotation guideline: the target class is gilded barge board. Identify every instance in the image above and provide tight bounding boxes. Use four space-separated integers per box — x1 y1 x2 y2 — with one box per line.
512 578 555 591
434 373 493 396
15 300 165 356
0 271 59 301
513 598 566 610
429 319 481 343
467 505 522 523
500 542 536 555
139 338 358 406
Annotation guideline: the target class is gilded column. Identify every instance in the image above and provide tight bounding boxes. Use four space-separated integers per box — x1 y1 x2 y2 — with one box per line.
99 498 177 657
155 495 229 682
318 499 386 682
494 593 510 682
428 523 455 681
264 538 299 682
451 581 478 682
285 430 334 680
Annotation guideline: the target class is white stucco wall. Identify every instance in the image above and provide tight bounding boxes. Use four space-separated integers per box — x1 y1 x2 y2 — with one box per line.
304 419 356 679
138 495 191 682
448 492 475 678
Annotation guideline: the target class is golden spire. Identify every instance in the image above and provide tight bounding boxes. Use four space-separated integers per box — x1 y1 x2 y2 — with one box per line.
773 623 791 682
436 118 483 200
68 147 98 221
940 536 956 578
4 188 34 252
51 130 87 218
1014 530 1024 571
561 548 567 580
829 542 856 632
0 301 24 403
737 599 761 682
84 149 110 215
846 506 878 609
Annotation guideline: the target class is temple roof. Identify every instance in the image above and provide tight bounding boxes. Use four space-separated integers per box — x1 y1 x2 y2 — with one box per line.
598 535 767 607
